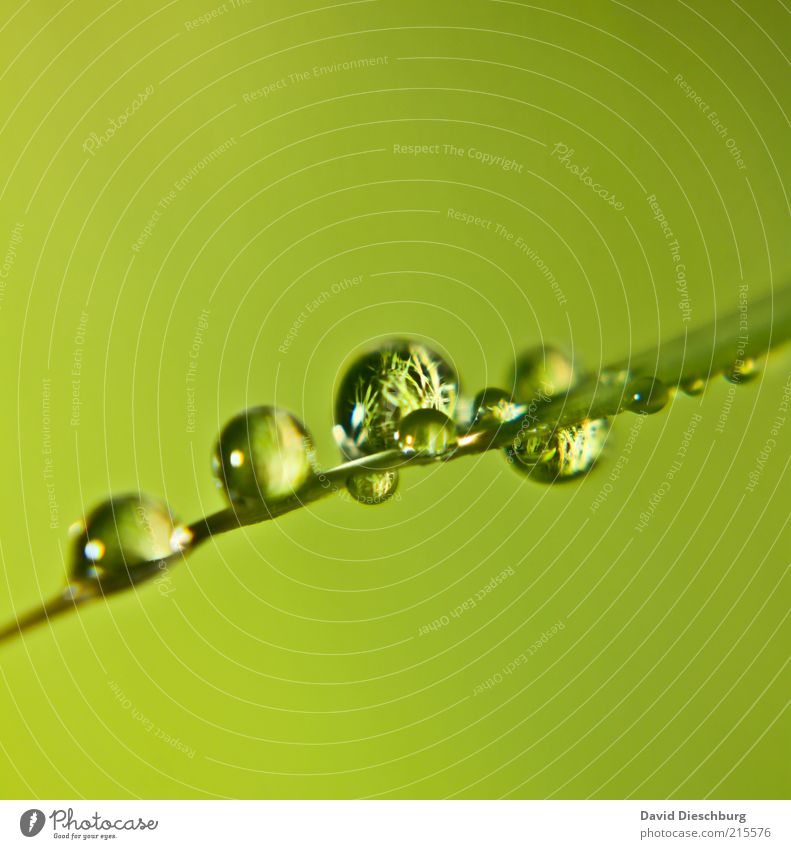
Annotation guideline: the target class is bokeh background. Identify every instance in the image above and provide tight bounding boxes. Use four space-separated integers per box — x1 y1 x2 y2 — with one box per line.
0 0 789 799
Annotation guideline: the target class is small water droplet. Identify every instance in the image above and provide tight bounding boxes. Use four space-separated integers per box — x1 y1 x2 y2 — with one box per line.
680 376 706 396
396 409 457 455
346 469 399 505
471 387 525 427
625 376 671 414
69 494 177 594
507 419 609 483
513 346 575 400
725 356 760 384
213 406 317 508
334 341 459 458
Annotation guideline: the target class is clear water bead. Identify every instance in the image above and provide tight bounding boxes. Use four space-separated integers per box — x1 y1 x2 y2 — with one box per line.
334 341 458 458
69 494 176 595
725 356 760 384
346 469 399 505
512 345 575 400
397 409 457 456
507 419 610 483
213 406 316 508
625 376 671 415
471 387 524 426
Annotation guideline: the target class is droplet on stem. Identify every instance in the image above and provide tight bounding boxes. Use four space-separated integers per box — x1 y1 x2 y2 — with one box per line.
512 345 575 401
334 340 459 458
346 469 399 505
69 494 177 596
625 376 671 415
213 406 317 508
396 409 457 456
507 419 610 483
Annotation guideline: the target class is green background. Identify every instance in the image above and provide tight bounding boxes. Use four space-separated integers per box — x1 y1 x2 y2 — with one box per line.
0 0 789 799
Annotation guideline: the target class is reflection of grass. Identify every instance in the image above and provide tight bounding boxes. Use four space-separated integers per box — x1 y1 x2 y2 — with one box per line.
2 284 790 645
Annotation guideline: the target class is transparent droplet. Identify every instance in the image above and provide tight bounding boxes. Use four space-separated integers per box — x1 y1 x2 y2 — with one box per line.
624 376 671 415
471 387 525 426
680 376 706 396
507 419 610 483
396 409 457 456
334 341 459 458
512 345 575 401
69 494 176 595
725 356 760 384
346 469 399 505
213 406 317 508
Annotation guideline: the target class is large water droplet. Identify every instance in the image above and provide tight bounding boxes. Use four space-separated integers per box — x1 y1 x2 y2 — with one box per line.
512 345 575 401
213 406 316 508
625 376 671 415
69 494 177 595
396 409 457 456
334 341 459 458
507 419 610 483
346 469 399 505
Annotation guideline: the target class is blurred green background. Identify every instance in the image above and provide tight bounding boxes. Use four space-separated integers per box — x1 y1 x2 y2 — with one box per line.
0 0 788 799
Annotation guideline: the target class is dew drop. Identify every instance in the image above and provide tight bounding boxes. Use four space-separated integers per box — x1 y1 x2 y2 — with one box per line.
725 356 760 384
346 469 399 505
507 419 610 483
471 387 524 426
213 406 317 508
69 494 177 594
625 376 671 415
334 341 459 458
512 345 575 401
680 376 706 396
396 409 457 456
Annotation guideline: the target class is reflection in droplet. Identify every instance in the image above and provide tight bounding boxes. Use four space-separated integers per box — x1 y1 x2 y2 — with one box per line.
625 376 671 415
397 409 457 456
513 345 575 400
334 341 458 458
507 419 610 483
347 469 399 505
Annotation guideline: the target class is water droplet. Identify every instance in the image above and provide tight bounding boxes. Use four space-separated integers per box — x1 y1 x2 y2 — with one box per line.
725 357 760 384
680 376 706 396
69 494 176 594
213 406 317 508
346 469 399 505
507 419 609 483
471 387 525 426
512 345 575 401
396 409 457 455
334 341 459 458
169 525 194 553
625 376 671 414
